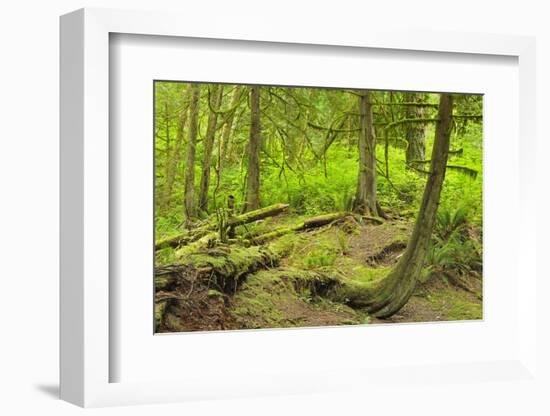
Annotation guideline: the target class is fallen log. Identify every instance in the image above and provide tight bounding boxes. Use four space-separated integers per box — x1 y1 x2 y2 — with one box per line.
155 229 211 251
155 203 289 250
156 244 281 294
174 231 218 258
250 212 350 245
227 203 289 227
155 235 300 331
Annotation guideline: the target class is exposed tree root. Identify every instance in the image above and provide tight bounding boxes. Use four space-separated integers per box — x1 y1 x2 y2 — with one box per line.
365 239 407 266
155 244 281 331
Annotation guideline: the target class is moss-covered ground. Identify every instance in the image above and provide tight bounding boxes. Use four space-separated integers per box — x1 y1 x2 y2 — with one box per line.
223 216 483 330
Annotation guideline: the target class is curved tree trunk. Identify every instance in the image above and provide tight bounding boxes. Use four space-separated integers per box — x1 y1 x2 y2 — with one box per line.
354 91 383 217
243 86 261 212
183 84 201 223
367 93 454 318
404 92 427 166
198 84 224 213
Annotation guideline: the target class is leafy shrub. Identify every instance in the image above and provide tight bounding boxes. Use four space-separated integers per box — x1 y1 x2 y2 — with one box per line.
421 204 481 284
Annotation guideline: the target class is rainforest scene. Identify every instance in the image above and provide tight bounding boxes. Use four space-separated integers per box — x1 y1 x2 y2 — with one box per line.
154 81 483 333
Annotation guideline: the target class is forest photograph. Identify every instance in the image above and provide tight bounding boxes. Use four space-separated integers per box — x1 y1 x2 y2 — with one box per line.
154 81 483 333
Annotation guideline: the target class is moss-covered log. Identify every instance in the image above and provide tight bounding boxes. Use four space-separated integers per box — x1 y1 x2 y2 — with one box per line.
156 245 280 294
174 232 219 258
155 234 303 330
175 210 347 255
250 212 349 244
155 203 289 250
227 203 289 227
155 245 278 332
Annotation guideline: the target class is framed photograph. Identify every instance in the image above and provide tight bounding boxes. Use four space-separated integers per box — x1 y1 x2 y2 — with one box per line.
60 7 539 408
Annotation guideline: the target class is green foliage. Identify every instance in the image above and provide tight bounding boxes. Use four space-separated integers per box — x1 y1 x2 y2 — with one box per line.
422 204 482 284
336 231 349 255
154 83 484 329
153 81 483 274
302 247 337 269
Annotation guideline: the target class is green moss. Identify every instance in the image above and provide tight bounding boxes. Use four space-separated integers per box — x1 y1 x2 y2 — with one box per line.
154 300 167 330
229 268 361 329
268 233 305 256
346 265 390 285
302 248 337 269
229 271 292 328
283 231 341 270
423 287 482 321
181 253 227 269
155 247 177 266
447 299 482 320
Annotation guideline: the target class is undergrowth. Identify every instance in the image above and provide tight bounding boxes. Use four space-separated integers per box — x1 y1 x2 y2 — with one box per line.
155 123 482 241
422 203 482 286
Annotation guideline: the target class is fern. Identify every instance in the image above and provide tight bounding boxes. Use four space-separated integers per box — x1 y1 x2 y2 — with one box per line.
423 205 481 284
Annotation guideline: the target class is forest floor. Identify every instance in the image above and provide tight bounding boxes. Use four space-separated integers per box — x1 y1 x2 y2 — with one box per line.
157 213 482 332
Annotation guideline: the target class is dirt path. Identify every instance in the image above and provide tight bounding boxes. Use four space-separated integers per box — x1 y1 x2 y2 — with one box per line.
230 218 482 329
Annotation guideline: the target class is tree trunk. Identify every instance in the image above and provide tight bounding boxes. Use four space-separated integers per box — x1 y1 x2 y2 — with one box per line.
161 87 192 212
404 92 427 166
243 86 261 212
183 84 201 223
163 102 171 180
366 93 454 318
220 86 243 166
198 84 224 213
354 91 382 217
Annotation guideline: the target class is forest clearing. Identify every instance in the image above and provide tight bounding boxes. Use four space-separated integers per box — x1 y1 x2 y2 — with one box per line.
154 82 483 332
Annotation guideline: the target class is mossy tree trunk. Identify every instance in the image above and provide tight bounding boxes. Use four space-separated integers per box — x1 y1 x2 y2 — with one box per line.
243 86 261 212
221 86 243 166
404 92 427 166
366 93 454 318
354 91 383 217
161 87 192 212
183 84 201 223
198 84 224 213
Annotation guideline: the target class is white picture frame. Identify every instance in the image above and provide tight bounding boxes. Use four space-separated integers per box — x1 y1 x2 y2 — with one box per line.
60 7 539 408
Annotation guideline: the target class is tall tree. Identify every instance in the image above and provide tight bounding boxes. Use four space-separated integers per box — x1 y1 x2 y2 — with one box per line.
198 84 224 213
404 92 427 166
366 93 454 318
354 90 383 217
183 84 201 223
243 86 261 212
161 86 192 212
220 86 243 165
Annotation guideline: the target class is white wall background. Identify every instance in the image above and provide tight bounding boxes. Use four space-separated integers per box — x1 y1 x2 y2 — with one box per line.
0 1 548 415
